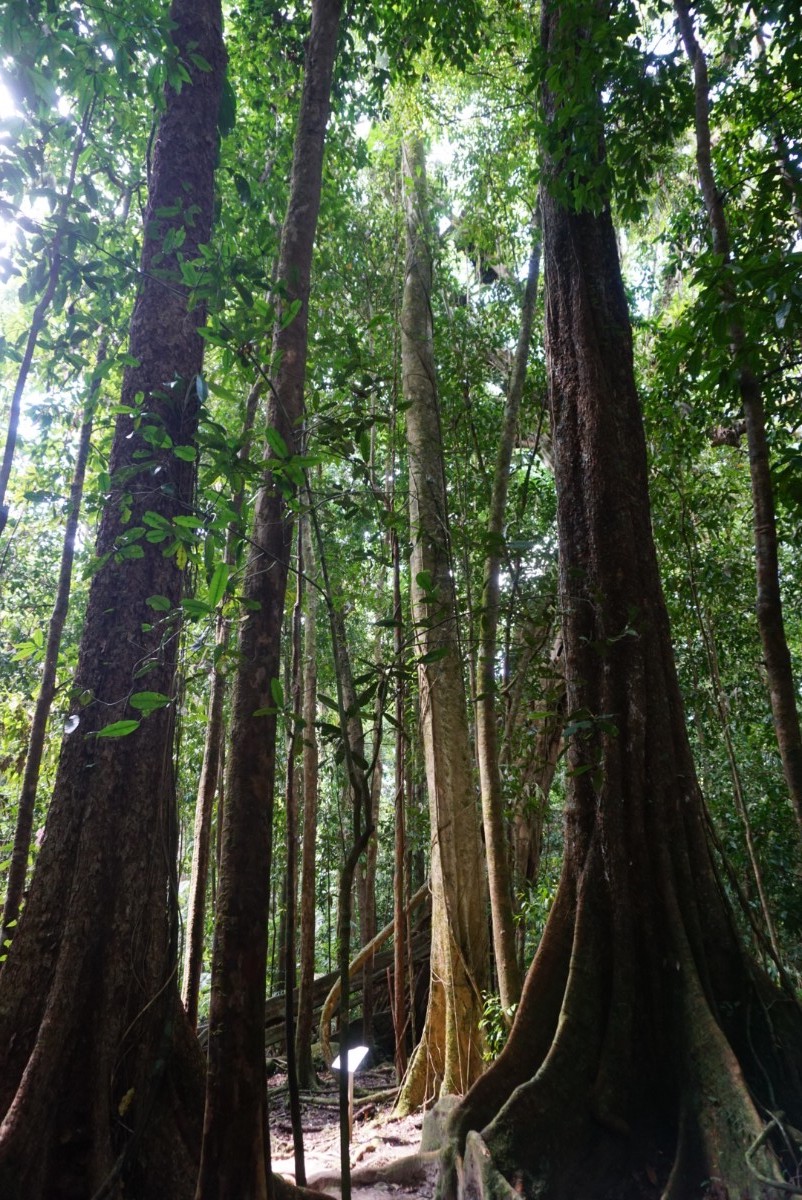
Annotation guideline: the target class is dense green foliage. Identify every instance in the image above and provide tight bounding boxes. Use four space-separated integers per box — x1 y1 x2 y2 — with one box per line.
1 0 801 1003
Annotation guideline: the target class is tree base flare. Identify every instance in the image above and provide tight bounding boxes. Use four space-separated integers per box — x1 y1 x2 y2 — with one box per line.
437 852 802 1200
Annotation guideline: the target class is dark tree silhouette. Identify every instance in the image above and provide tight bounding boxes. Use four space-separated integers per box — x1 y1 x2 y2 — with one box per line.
0 2 225 1196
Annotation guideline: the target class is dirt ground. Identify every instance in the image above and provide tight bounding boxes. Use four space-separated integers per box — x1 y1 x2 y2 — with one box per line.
269 1061 439 1199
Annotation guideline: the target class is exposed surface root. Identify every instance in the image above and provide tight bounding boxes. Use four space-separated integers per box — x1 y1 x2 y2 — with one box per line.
308 1149 440 1192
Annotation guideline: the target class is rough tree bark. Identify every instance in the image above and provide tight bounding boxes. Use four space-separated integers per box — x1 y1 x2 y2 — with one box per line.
476 235 540 1017
440 3 802 1196
396 136 489 1114
675 0 802 839
196 3 342 1196
0 4 225 1196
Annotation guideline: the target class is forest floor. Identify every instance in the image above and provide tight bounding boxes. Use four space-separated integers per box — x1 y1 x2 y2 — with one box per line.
269 1060 438 1199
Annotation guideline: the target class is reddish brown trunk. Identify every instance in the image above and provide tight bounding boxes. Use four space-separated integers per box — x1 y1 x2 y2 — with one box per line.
0 5 225 1196
441 4 802 1195
196 4 342 1196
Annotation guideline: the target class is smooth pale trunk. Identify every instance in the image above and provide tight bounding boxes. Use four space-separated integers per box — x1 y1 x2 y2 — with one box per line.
396 136 489 1114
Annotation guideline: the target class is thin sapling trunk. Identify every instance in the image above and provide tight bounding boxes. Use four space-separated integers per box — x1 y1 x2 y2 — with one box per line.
476 233 541 1016
295 505 319 1089
675 0 802 839
1 338 105 954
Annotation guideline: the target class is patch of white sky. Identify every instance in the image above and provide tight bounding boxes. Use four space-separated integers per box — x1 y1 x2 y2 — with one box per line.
353 103 482 300
0 77 19 255
0 76 54 446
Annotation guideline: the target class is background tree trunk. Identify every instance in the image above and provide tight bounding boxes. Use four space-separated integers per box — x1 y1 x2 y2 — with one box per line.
284 526 306 1185
197 4 342 1195
0 340 104 951
295 506 319 1089
391 520 409 1081
182 382 261 1028
675 0 802 840
0 104 92 538
396 136 489 1114
442 3 802 1195
476 235 540 1017
0 4 225 1194
356 630 383 1049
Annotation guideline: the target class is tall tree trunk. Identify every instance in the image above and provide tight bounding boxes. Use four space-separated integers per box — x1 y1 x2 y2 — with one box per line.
182 381 261 1028
675 0 802 839
440 3 802 1196
396 137 489 1114
0 339 105 952
0 6 225 1196
391 523 409 1081
356 629 384 1049
284 524 306 1185
295 507 319 1090
196 4 341 1196
310 512 376 1200
476 235 541 1017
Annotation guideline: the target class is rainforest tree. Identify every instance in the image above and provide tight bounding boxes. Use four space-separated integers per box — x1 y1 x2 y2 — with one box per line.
396 133 489 1112
196 1 342 1195
0 1 225 1196
1 0 801 1197
442 0 802 1196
